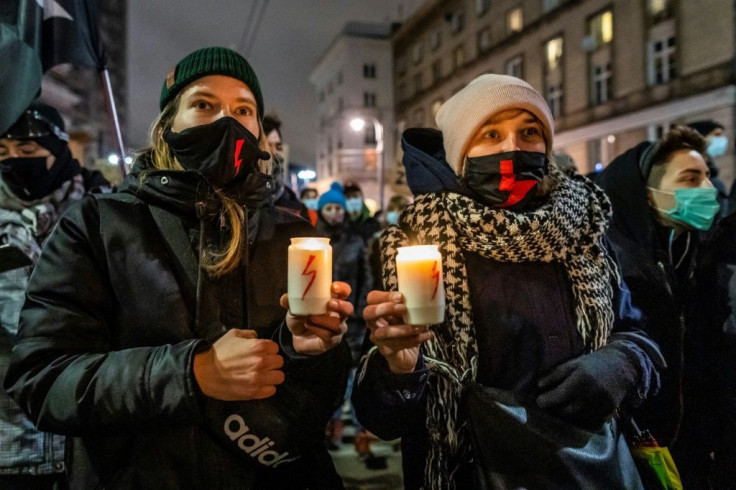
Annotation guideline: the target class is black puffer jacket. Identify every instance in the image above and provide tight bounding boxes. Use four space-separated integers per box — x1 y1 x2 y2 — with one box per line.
4 157 350 489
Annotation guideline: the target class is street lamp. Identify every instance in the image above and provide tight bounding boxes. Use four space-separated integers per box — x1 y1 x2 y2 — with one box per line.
349 116 384 209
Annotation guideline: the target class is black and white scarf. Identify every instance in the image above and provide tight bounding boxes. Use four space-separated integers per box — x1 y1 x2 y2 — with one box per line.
379 166 619 489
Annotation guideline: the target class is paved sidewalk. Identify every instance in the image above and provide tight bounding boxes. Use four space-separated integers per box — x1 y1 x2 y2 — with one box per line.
330 439 404 490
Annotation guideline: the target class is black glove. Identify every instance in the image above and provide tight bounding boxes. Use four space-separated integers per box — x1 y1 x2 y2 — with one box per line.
536 342 640 431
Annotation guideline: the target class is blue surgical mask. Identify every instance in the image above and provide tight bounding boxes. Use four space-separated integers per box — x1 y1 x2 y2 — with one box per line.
385 211 400 225
707 136 728 159
345 197 363 213
303 198 318 210
649 186 720 231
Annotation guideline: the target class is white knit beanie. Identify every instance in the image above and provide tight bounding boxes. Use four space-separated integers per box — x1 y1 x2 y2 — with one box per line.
435 74 554 174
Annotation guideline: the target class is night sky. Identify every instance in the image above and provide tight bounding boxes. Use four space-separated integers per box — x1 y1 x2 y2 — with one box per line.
126 0 424 165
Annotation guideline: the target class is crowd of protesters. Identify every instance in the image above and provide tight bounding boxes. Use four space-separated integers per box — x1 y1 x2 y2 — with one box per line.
1 45 736 490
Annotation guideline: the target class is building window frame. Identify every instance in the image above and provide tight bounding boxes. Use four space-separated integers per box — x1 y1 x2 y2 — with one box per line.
647 32 676 85
546 83 564 118
507 6 524 35
363 63 376 79
477 27 492 53
450 10 466 35
453 44 466 70
590 61 612 106
363 92 376 108
506 55 523 79
587 8 613 51
476 0 490 16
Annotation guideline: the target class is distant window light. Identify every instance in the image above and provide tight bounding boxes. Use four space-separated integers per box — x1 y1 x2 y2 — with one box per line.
589 10 613 49
648 0 668 15
507 7 523 34
363 63 376 79
545 36 564 71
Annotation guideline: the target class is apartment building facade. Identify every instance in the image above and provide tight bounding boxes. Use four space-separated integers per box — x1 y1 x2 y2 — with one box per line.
310 22 397 206
393 0 735 185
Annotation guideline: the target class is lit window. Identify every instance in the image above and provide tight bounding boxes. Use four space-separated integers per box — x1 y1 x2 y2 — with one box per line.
589 10 613 49
648 0 668 15
507 7 523 34
545 36 564 71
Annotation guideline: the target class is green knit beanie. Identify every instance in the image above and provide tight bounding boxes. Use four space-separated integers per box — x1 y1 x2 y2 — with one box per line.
159 46 264 118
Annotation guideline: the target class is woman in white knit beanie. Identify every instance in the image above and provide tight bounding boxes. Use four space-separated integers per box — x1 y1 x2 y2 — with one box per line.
352 74 663 490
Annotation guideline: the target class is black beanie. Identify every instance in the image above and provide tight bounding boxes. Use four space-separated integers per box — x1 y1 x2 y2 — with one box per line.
687 120 723 137
159 47 264 118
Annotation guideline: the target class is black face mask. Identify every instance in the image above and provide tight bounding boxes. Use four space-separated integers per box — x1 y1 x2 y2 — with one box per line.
0 144 80 201
461 150 548 208
164 117 270 189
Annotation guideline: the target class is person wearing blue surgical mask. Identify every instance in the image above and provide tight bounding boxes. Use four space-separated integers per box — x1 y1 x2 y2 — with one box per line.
687 120 729 218
342 181 379 242
594 125 727 488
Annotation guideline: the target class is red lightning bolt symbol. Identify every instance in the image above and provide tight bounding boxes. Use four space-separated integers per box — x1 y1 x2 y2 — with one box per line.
498 159 537 207
301 254 318 300
233 139 245 175
431 260 440 300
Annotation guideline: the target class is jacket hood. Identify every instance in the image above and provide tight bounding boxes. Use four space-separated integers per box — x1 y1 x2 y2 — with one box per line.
401 128 466 195
592 141 657 249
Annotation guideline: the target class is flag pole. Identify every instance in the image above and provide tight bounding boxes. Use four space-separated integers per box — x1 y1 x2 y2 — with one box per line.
100 69 127 180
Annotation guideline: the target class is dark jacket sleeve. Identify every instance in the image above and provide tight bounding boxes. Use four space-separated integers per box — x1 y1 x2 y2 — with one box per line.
351 348 430 440
609 273 665 406
4 198 205 436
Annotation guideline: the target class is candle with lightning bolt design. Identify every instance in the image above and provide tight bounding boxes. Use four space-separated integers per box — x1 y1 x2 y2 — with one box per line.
288 237 332 315
396 245 445 325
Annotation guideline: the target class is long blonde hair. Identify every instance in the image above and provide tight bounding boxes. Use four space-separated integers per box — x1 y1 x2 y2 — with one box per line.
144 93 274 276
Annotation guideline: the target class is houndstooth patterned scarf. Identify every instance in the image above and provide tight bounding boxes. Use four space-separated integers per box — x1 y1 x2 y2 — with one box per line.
380 165 619 489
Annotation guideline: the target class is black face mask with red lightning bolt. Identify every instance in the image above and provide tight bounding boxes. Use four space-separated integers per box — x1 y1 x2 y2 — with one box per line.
164 117 271 191
460 150 549 209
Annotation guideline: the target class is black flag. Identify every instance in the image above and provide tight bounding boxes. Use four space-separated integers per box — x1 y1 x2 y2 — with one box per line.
0 0 106 134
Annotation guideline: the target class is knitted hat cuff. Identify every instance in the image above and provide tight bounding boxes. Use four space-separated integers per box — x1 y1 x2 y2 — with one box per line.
436 74 553 173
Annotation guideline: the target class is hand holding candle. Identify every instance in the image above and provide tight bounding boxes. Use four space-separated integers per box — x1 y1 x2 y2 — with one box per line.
396 245 445 325
287 237 332 316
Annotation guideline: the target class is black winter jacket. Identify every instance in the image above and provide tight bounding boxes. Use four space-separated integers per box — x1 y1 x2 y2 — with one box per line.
353 129 662 490
4 159 350 489
593 142 725 487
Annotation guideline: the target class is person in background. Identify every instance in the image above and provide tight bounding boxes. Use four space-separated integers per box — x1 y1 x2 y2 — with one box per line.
299 187 319 227
342 181 379 242
687 120 729 218
4 47 351 490
316 182 372 450
262 114 311 223
353 74 661 490
368 194 410 292
593 125 725 488
0 101 110 489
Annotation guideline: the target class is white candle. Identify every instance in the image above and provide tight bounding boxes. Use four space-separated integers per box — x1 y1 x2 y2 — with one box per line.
396 245 445 325
288 237 332 315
